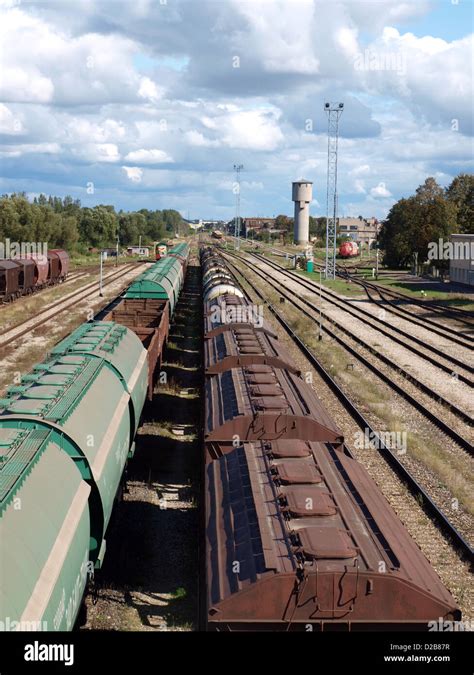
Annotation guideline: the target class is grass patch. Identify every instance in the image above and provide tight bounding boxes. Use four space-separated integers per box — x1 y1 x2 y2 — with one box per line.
295 269 364 297
171 587 187 600
371 277 474 308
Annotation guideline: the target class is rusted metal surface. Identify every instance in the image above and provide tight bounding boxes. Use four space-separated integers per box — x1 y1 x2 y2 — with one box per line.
102 298 169 399
47 251 60 280
0 261 20 301
205 366 343 442
13 258 36 291
48 249 69 279
205 326 300 375
29 254 49 287
205 440 461 629
201 245 461 630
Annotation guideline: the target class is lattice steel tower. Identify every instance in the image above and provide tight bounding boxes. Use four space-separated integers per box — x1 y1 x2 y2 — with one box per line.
324 102 344 279
234 164 243 250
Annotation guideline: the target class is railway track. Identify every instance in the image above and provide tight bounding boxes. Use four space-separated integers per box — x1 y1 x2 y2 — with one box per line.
222 254 474 564
281 255 474 351
252 252 473 378
254 253 474 380
235 237 473 327
335 263 474 327
358 280 474 345
0 270 90 308
340 271 474 332
0 263 143 351
226 250 473 434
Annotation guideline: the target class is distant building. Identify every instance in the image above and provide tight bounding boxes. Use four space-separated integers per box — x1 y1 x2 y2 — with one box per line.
100 247 118 258
127 246 150 257
449 234 474 286
338 216 381 247
242 217 276 234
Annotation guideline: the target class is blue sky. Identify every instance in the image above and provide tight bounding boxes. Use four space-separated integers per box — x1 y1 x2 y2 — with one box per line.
401 0 473 41
0 0 472 220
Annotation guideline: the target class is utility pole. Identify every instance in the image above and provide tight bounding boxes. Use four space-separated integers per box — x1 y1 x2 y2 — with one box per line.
318 268 323 340
324 102 344 279
115 225 119 267
234 164 243 250
99 251 104 297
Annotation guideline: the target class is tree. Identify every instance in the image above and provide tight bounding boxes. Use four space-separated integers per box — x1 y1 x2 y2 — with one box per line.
0 193 186 253
379 177 457 268
118 211 147 246
379 199 414 267
139 209 165 241
309 216 326 242
446 174 474 234
0 198 21 240
162 209 182 233
274 214 292 231
57 216 79 249
78 206 117 247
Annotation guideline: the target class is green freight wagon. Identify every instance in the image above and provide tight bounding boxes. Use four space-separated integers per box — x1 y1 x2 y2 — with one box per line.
167 242 190 264
0 321 148 631
124 256 184 315
167 242 190 276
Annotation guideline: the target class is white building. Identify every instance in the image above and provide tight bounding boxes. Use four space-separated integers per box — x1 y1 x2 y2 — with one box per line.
127 246 150 257
449 234 474 286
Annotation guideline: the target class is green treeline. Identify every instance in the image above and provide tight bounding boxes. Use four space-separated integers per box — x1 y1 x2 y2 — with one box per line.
379 174 473 267
0 193 186 252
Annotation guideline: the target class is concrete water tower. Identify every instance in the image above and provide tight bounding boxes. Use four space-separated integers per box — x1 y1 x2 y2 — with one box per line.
292 179 313 244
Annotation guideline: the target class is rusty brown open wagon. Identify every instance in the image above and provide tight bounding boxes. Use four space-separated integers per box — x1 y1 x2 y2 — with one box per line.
102 298 170 400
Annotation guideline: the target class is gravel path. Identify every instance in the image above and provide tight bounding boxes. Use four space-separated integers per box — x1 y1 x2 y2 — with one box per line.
252 257 474 418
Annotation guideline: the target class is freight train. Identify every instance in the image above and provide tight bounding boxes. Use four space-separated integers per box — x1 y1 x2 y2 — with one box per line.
0 243 190 631
0 249 69 303
200 246 460 630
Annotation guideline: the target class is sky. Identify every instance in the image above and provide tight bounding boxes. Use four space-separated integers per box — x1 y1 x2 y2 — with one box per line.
0 0 473 221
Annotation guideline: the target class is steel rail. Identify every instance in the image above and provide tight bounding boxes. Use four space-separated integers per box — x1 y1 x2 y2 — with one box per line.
222 254 474 563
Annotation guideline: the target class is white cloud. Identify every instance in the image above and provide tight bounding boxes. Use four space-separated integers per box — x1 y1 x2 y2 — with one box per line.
370 182 392 198
0 142 61 158
350 164 371 176
122 166 143 182
354 179 366 194
219 179 264 191
65 118 126 144
124 148 173 163
0 6 154 105
71 143 120 163
0 104 23 134
215 110 284 150
233 0 320 74
359 29 473 131
0 0 471 222
137 76 164 103
184 131 220 147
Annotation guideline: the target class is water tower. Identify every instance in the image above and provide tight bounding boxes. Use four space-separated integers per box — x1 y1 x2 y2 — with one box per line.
292 179 313 244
